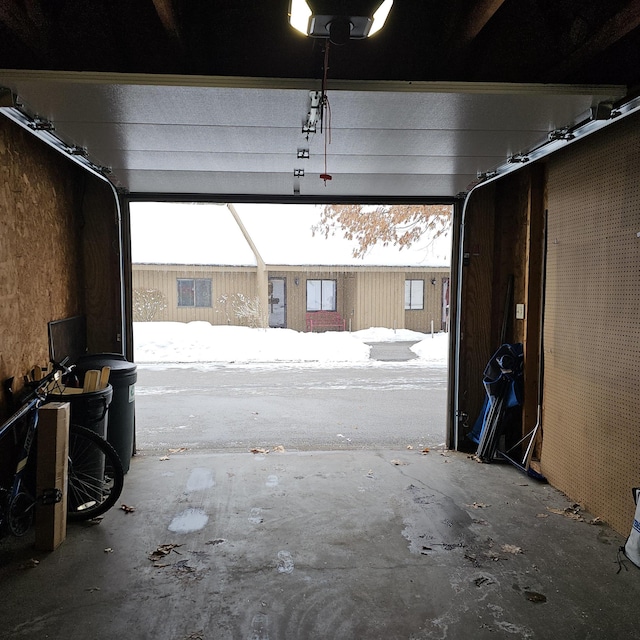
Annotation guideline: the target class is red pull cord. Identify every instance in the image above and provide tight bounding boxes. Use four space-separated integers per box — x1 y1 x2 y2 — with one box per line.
320 41 332 186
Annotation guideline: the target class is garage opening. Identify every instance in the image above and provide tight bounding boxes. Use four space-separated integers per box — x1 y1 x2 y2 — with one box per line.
129 200 453 455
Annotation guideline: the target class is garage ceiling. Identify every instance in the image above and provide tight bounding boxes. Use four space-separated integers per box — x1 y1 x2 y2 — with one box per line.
0 1 638 199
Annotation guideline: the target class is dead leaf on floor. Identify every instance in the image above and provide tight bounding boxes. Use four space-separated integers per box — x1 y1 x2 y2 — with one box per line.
421 448 430 454
365 469 375 479
272 445 286 453
149 543 183 564
525 591 547 603
590 517 606 526
104 548 113 553
466 502 491 509
501 544 523 555
406 445 414 450
547 506 585 522
391 459 408 466
120 504 136 513
183 632 204 640
536 513 549 519
205 539 226 546
250 447 269 454
168 447 187 454
159 456 170 461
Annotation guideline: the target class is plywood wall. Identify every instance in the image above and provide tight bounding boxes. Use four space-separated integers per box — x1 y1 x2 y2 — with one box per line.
0 118 83 412
541 112 640 534
0 117 122 418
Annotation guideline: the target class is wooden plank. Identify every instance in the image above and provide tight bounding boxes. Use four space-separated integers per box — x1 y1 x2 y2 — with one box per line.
35 402 69 552
522 165 546 443
83 369 100 392
99 366 111 390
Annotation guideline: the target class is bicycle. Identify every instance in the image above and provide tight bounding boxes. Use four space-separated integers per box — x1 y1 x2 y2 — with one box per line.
0 360 124 536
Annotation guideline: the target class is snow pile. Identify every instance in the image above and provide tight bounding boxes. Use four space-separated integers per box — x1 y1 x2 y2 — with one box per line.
410 334 449 366
352 327 434 342
134 322 371 364
133 321 450 367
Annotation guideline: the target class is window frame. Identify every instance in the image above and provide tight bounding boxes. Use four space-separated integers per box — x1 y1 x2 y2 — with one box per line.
177 277 212 308
306 279 337 312
405 279 424 311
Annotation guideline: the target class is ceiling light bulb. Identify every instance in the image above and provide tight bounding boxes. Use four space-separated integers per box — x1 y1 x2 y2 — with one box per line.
369 0 393 36
289 0 312 35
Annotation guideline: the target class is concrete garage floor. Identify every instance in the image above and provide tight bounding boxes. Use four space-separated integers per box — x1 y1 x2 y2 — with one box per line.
1 447 639 640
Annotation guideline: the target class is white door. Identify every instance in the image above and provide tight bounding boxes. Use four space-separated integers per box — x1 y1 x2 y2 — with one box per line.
269 278 286 328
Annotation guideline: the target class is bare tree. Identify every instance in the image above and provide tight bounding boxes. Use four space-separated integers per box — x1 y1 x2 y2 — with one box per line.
133 288 167 322
312 204 452 258
216 293 266 329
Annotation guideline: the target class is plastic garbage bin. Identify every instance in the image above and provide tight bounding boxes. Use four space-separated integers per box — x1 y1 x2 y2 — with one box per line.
74 353 137 473
47 385 113 439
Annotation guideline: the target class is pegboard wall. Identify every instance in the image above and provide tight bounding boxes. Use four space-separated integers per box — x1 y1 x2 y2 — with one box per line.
542 112 640 535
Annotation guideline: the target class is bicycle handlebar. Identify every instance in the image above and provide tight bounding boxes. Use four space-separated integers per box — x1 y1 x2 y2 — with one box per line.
20 358 74 404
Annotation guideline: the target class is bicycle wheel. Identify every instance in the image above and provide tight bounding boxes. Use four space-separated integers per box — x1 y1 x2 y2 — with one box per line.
67 425 124 521
7 491 34 536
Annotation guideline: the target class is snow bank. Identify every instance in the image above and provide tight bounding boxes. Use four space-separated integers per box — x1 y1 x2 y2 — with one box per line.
133 321 450 367
134 322 371 364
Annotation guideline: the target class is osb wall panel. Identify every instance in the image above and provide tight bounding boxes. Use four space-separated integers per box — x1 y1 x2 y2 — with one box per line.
0 117 83 415
542 112 640 534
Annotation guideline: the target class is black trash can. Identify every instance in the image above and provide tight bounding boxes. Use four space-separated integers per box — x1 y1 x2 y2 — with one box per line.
75 353 137 473
47 385 113 439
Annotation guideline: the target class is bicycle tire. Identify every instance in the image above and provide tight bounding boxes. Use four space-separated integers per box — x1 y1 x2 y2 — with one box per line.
67 425 124 521
7 491 34 536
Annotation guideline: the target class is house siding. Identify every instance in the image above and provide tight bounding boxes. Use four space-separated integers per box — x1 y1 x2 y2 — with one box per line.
133 264 257 325
133 264 450 333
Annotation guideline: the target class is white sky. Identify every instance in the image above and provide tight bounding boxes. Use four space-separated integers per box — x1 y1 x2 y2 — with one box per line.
134 323 449 368
130 202 451 267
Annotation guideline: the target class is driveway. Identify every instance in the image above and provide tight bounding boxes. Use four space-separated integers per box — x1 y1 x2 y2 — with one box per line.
134 357 448 454
366 340 420 361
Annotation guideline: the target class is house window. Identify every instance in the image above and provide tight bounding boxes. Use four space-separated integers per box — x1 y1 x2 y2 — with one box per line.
177 278 212 307
307 279 337 311
405 279 424 310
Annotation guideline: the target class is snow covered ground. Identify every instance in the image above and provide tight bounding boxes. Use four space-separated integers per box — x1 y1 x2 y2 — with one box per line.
133 322 449 369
